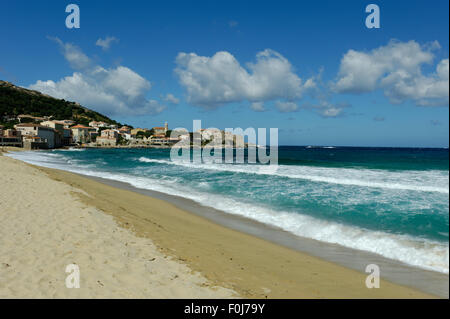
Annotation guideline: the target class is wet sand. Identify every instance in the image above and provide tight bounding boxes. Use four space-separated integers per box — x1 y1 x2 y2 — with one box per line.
85 174 450 298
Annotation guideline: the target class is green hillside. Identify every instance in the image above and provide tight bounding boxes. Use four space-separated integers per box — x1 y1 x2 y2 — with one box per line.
0 80 122 128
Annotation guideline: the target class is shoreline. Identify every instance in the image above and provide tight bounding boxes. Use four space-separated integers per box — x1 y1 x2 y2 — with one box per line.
77 174 450 298
14 158 439 298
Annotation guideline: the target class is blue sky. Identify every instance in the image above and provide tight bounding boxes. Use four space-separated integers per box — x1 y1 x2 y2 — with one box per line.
1 0 449 147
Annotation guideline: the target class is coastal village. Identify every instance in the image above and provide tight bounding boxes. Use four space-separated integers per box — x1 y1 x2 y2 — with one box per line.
0 114 244 150
0 114 182 149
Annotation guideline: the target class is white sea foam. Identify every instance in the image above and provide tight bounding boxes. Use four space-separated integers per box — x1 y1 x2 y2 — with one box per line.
138 157 167 164
61 147 86 152
137 157 449 194
7 151 450 274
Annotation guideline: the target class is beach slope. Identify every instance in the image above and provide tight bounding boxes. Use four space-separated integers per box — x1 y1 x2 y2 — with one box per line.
0 154 235 298
0 154 435 298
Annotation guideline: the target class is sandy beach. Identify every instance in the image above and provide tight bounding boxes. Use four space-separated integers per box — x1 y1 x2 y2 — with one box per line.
0 151 437 298
0 153 235 298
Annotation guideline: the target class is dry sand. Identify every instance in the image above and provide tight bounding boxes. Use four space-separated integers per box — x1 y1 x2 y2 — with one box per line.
0 151 436 298
0 154 235 298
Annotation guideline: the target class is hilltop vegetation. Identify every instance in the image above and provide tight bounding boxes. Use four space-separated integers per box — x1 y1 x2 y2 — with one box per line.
0 80 122 127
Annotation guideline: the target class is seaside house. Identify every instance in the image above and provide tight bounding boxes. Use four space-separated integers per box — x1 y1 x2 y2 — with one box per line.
168 137 181 144
41 120 71 146
89 121 118 130
150 136 168 145
153 122 168 135
0 128 22 147
119 126 131 135
89 121 107 128
41 121 64 134
62 128 73 145
44 120 74 145
153 127 166 135
70 124 91 144
14 123 60 148
101 129 119 139
41 120 64 133
96 129 119 146
149 135 179 145
88 127 98 141
22 135 47 149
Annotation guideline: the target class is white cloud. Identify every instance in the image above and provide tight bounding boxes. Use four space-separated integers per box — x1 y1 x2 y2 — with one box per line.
333 40 449 106
250 102 266 112
175 49 313 111
95 36 119 51
163 93 180 104
382 58 449 106
275 101 298 113
29 38 165 116
48 36 91 70
302 100 349 118
320 106 344 118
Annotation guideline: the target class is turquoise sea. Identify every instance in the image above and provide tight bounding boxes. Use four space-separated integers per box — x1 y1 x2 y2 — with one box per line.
8 146 449 273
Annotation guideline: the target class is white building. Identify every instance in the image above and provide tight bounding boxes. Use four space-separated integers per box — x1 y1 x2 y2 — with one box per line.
89 121 108 128
89 121 118 130
15 123 60 148
96 129 119 146
0 128 22 147
71 125 91 144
